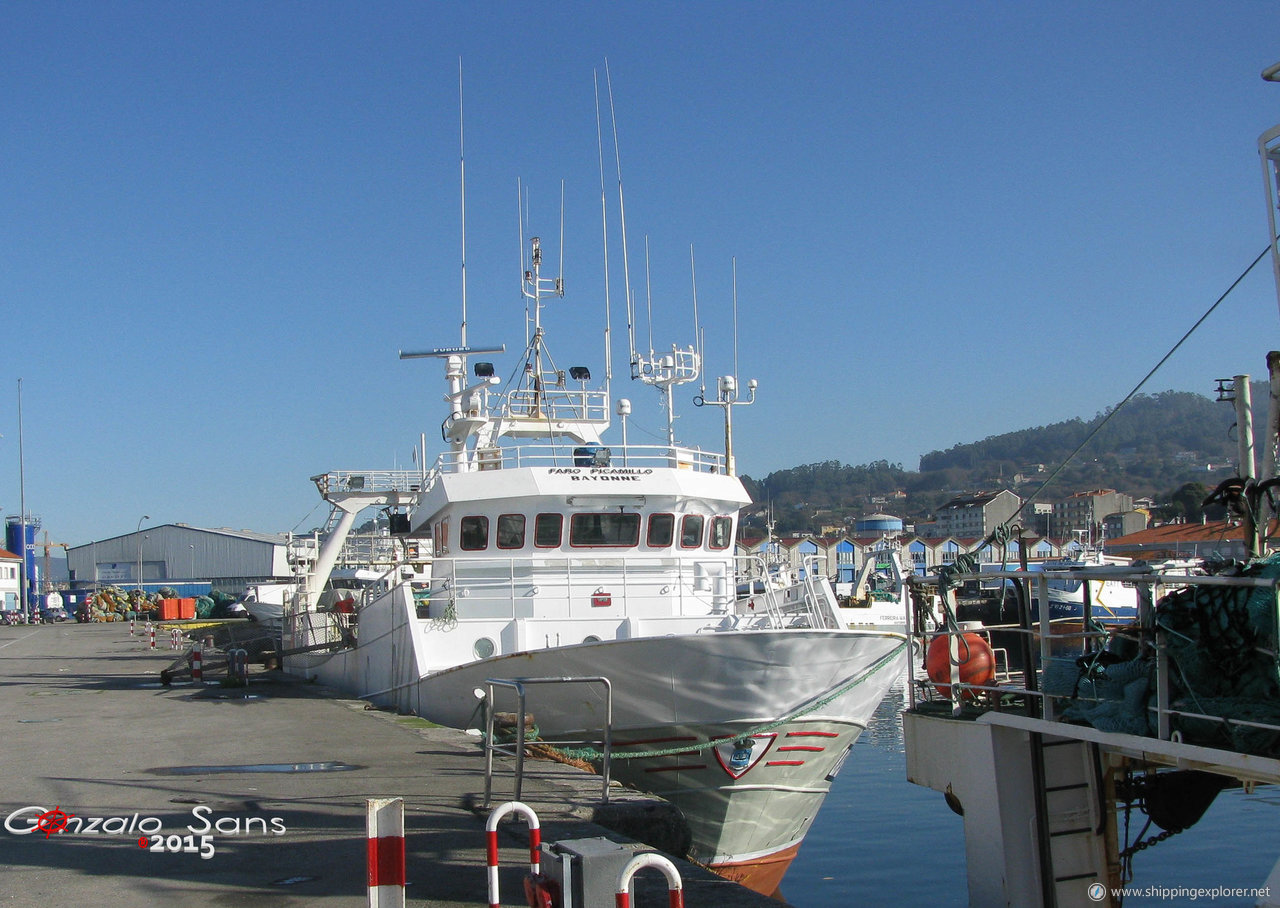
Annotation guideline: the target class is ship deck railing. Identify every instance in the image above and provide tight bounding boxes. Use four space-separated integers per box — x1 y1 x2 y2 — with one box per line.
296 550 839 637
431 442 729 474
500 386 611 424
905 564 1280 780
310 443 730 501
311 470 428 496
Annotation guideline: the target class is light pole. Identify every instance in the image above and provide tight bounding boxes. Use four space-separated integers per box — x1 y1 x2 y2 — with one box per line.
189 544 194 581
136 515 149 593
17 379 28 621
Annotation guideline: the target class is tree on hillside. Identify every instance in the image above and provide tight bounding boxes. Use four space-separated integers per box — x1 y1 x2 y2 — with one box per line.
1157 482 1227 523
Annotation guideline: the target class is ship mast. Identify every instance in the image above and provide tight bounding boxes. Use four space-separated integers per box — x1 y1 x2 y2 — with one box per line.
693 258 756 476
1257 62 1280 535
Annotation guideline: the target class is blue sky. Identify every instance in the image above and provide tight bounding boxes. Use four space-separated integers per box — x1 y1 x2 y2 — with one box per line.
4 2 1280 546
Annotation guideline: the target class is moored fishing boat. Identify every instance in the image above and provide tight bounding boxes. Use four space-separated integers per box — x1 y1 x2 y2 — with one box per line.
901 62 1280 908
280 125 908 889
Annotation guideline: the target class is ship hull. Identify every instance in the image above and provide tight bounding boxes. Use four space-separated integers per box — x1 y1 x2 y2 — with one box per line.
288 594 907 892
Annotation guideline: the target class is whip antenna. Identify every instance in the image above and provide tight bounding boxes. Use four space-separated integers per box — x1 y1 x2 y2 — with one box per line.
604 60 637 372
691 244 704 398
458 58 468 350
594 68 614 387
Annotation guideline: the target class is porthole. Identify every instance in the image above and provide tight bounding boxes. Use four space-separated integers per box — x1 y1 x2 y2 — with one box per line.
473 637 496 659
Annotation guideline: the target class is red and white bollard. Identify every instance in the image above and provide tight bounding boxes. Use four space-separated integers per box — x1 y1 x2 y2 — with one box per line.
366 797 405 908
191 644 203 683
148 622 155 650
129 616 135 636
485 801 541 908
614 853 683 908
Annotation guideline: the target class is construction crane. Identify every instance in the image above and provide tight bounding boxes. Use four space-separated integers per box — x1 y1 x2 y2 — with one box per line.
40 531 69 594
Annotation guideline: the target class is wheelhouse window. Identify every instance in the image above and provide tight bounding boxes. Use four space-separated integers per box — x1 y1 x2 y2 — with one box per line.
570 512 640 547
496 514 525 550
647 513 674 548
534 513 563 548
460 515 489 551
709 516 733 550
680 514 704 549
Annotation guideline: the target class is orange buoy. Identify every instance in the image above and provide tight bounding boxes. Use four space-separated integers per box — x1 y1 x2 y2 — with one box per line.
926 633 996 699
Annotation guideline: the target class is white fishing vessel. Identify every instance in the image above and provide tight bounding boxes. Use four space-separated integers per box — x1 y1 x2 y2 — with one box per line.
845 543 930 631
282 196 907 890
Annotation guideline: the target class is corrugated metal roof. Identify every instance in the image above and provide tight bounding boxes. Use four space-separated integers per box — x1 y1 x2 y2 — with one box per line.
196 526 291 544
67 524 289 552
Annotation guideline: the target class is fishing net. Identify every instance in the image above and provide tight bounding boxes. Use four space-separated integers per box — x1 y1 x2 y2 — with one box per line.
1155 553 1280 756
1040 553 1280 755
1043 653 1151 736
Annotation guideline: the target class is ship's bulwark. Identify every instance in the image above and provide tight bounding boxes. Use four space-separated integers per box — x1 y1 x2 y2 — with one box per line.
288 590 907 892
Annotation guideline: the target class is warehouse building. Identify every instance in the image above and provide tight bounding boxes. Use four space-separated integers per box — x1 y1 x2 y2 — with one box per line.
66 523 314 597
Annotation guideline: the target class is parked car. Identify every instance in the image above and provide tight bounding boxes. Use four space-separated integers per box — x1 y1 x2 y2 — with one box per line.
40 605 69 623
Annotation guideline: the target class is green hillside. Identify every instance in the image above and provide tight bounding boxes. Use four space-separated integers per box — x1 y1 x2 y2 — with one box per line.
741 387 1250 536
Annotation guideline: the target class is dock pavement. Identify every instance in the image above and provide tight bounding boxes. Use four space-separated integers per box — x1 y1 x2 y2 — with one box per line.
0 621 782 907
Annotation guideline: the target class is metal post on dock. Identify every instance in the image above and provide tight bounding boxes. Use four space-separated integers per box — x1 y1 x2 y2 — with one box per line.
227 648 249 687
366 797 405 908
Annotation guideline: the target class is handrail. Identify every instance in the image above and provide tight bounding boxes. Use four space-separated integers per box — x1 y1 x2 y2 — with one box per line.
482 676 613 806
311 470 426 496
799 554 836 628
503 386 610 422
350 549 850 632
432 441 728 474
908 563 1280 759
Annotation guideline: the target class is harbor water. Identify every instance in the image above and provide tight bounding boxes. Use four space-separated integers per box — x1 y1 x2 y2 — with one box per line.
784 674 1278 907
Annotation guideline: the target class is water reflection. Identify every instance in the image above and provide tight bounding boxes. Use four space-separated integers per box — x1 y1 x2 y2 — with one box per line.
784 671 967 907
785 671 1277 907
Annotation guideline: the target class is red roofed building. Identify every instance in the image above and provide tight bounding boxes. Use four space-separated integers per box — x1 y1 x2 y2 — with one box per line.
0 546 21 612
1104 519 1280 562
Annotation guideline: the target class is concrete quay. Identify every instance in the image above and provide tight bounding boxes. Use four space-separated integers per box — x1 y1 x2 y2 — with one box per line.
0 621 782 907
